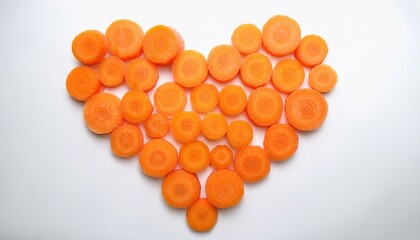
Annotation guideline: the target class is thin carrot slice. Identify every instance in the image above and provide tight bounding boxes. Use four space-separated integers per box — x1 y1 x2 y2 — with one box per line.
111 123 144 158
264 124 299 161
272 58 305 93
294 34 328 67
97 56 125 88
172 50 208 88
231 24 262 55
262 15 301 57
210 145 233 170
105 19 144 60
83 93 123 134
202 113 228 141
179 140 210 173
154 82 187 116
161 169 201 208
72 30 108 65
66 66 102 101
205 169 244 209
207 45 241 82
227 120 253 150
186 199 218 232
285 88 328 131
138 139 178 178
170 111 202 143
144 113 169 139
190 83 219 113
120 90 153 124
125 57 159 92
234 146 271 183
219 85 247 115
246 87 283 127
309 64 338 93
240 53 272 88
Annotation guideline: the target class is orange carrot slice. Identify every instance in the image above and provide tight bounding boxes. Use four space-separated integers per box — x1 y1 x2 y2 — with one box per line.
210 145 233 170
205 169 244 209
227 120 253 150
190 83 219 113
246 87 283 127
234 146 271 183
170 111 202 143
111 123 144 158
154 82 187 116
120 90 153 124
162 169 200 208
98 56 125 88
202 113 228 141
106 19 144 60
173 50 208 88
144 113 169 139
219 85 247 115
264 124 299 161
309 64 337 93
240 52 272 88
179 140 211 173
125 57 159 92
207 45 241 82
187 199 218 232
294 34 328 67
72 30 108 65
231 24 262 55
272 58 305 93
138 139 178 178
66 66 102 101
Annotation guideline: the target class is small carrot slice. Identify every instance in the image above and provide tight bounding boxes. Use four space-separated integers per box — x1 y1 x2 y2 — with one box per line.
231 24 262 55
186 199 218 232
172 50 208 88
227 120 253 150
66 66 102 101
97 56 125 88
264 124 299 161
138 139 178 178
202 113 228 141
210 145 233 170
125 57 159 92
219 85 247 115
161 169 201 208
207 45 241 82
294 34 328 67
72 30 108 66
272 58 305 93
205 169 244 209
170 111 202 143
83 93 123 134
246 87 283 127
179 140 211 173
262 15 301 57
120 90 153 124
111 123 144 158
285 89 328 131
154 82 187 116
234 146 271 183
144 113 169 139
240 52 272 88
105 19 144 60
190 83 219 113
309 64 338 93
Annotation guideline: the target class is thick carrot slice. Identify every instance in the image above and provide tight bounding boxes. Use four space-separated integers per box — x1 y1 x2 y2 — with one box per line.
219 85 247 115
144 113 169 139
105 19 144 60
231 24 262 55
240 53 272 88
66 66 102 101
234 146 270 183
272 58 305 93
246 87 283 127
179 140 210 173
111 123 144 158
264 124 298 161
161 169 200 208
138 139 178 178
309 64 337 93
170 111 202 143
202 113 228 141
294 34 328 67
262 15 301 57
125 57 159 92
207 45 241 82
186 199 218 232
154 82 187 116
172 50 208 88
97 56 125 88
120 90 153 124
285 89 328 131
227 120 253 150
190 83 219 113
210 145 233 170
83 93 123 134
205 169 244 209
72 30 108 65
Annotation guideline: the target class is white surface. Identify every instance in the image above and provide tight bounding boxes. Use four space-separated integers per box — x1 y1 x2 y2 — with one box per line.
1 0 420 239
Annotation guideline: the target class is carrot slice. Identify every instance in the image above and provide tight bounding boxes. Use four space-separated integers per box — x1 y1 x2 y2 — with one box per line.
240 52 272 88
172 50 208 88
72 30 108 65
205 169 244 209
120 90 153 124
294 34 328 67
246 87 283 127
210 145 233 170
138 139 178 178
231 24 262 55
170 111 202 143
161 169 201 208
219 85 247 115
190 83 219 113
262 15 301 57
125 57 159 92
66 66 102 101
285 89 328 131
154 82 187 116
309 64 338 93
263 124 298 161
97 56 125 88
227 120 253 150
234 146 271 183
105 19 144 60
83 93 123 134
110 123 144 158
144 113 169 139
202 113 228 141
186 199 218 232
272 58 305 93
179 140 210 173
207 45 241 82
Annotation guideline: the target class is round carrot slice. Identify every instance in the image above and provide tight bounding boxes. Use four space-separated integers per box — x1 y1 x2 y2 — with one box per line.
205 169 244 209
309 64 338 93
219 85 247 115
234 146 270 183
210 145 233 170
272 58 305 93
187 199 218 232
154 82 187 116
144 113 169 139
172 50 208 88
246 87 283 127
98 56 125 88
161 169 201 208
106 19 144 60
240 52 272 88
207 45 241 82
227 120 253 150
294 34 328 67
170 111 202 143
111 123 144 158
202 113 228 141
138 139 178 178
66 66 102 101
190 83 219 113
264 124 299 161
72 30 108 65
179 140 210 173
120 90 153 124
125 57 159 92
231 24 262 55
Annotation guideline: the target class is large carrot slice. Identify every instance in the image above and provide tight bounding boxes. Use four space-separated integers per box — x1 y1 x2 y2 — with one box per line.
154 82 187 116
179 140 210 173
205 169 244 209
219 85 247 115
111 123 143 158
207 45 241 82
263 124 299 161
66 66 102 101
138 139 178 178
106 19 144 60
234 146 271 183
272 58 305 93
187 199 218 232
120 90 153 124
240 52 272 88
162 169 201 208
170 111 202 143
125 57 159 92
98 56 125 88
173 50 208 88
309 64 338 93
231 24 262 55
246 87 283 127
294 34 328 67
72 30 108 65
190 83 219 113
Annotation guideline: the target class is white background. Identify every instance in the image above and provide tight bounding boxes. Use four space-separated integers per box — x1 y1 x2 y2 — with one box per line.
1 0 420 239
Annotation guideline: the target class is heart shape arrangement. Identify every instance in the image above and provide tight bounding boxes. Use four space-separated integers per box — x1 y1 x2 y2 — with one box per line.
66 15 337 232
